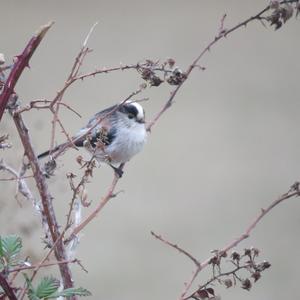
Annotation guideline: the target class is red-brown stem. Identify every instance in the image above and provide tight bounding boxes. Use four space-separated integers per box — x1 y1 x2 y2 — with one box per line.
0 22 54 121
0 273 17 300
12 112 76 299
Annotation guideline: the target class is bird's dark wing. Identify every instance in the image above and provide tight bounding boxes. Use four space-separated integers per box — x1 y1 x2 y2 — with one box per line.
74 124 117 148
38 104 119 159
86 104 118 127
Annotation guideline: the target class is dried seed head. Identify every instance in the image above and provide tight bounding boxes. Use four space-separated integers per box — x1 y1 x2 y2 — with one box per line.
270 0 280 9
224 278 233 288
66 172 76 179
296 2 300 17
141 68 153 81
231 251 240 261
76 155 84 165
220 251 227 258
257 260 271 271
244 248 251 256
209 255 220 266
251 247 260 257
167 58 176 68
149 75 163 86
44 158 57 177
281 4 294 23
251 271 261 282
241 278 252 291
166 67 187 85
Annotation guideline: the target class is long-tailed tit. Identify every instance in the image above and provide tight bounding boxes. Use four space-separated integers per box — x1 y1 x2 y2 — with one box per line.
38 101 147 176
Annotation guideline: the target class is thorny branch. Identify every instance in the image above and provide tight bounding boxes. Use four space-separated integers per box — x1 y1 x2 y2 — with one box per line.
0 22 54 121
12 111 76 298
0 22 77 299
0 272 17 300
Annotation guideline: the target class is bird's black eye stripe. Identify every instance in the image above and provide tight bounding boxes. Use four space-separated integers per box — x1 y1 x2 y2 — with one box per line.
120 104 138 118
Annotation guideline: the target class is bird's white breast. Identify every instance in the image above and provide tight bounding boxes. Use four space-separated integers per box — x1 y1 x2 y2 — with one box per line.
101 122 146 165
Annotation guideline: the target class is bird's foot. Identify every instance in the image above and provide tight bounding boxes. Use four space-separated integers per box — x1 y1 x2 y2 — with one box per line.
109 164 124 178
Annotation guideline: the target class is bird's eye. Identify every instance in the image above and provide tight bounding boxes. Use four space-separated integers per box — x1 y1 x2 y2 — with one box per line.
128 113 135 119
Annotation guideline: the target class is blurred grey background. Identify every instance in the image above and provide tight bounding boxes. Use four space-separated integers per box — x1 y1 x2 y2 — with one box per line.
1 1 300 299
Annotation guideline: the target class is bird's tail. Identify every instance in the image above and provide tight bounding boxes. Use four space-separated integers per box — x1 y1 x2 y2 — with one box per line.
37 142 69 159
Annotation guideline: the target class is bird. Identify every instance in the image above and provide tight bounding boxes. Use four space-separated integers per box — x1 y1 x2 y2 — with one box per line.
38 101 147 176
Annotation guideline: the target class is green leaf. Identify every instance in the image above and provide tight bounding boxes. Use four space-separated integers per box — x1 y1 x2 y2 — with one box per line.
35 276 60 298
23 273 39 300
46 287 92 298
1 235 22 266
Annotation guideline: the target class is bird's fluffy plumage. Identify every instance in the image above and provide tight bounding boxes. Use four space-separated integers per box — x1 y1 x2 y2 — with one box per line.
38 102 147 166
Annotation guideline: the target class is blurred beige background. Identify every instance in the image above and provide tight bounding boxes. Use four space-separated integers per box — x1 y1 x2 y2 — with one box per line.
1 1 300 299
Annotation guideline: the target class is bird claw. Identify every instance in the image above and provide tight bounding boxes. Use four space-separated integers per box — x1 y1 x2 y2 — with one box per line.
114 167 124 178
109 164 124 178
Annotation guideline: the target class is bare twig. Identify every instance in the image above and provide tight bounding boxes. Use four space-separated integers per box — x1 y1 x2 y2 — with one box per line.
9 259 77 273
16 100 81 118
0 159 34 203
151 231 200 267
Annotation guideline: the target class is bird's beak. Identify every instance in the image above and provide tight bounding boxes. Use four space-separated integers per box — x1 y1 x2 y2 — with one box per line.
137 117 145 124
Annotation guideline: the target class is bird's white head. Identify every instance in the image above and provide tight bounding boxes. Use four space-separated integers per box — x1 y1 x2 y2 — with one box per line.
120 101 145 124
